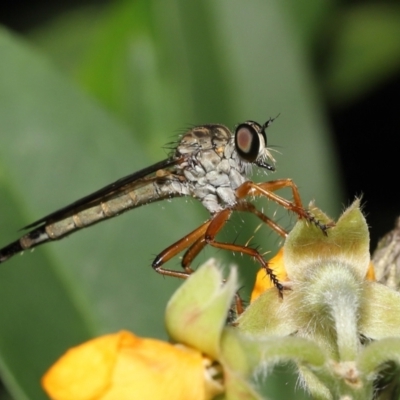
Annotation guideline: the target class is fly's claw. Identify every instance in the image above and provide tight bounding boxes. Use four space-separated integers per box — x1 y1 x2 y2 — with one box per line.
303 209 334 236
264 261 284 298
227 292 247 325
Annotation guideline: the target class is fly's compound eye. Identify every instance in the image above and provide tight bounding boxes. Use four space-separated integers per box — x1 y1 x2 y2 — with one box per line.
235 123 262 162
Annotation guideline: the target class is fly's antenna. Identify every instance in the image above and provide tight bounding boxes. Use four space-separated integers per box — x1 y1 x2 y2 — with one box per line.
261 113 281 134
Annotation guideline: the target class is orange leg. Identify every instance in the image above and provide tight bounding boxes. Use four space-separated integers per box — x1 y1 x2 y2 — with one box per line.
153 210 232 277
181 210 248 315
181 209 232 268
181 236 207 269
236 180 329 233
201 209 283 294
235 201 288 238
181 204 287 268
152 219 212 278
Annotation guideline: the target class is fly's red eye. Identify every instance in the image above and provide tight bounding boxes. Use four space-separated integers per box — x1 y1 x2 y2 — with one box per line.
235 123 260 162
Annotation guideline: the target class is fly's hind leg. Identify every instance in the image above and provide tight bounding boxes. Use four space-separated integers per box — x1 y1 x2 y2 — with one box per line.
152 209 234 278
180 209 233 269
152 219 212 278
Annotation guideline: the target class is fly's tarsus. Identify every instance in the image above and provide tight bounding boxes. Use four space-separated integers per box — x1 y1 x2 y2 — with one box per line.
303 210 333 236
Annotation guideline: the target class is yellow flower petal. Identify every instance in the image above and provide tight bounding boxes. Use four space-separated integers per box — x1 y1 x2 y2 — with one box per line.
42 332 121 400
42 330 217 400
366 262 376 281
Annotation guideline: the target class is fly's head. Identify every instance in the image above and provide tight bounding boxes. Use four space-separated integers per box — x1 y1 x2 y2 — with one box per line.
234 118 277 174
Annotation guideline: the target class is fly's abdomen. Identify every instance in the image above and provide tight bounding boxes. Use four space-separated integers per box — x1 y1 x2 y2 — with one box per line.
0 178 188 263
0 227 48 263
46 179 186 239
45 190 141 239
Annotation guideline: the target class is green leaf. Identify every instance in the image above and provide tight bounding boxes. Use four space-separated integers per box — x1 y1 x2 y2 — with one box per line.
0 29 93 399
166 260 237 359
0 27 199 399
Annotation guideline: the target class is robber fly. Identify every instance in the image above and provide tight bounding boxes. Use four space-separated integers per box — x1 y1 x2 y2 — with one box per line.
0 118 325 290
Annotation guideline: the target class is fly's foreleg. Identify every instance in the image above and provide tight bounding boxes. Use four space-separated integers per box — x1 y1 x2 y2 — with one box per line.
236 180 331 234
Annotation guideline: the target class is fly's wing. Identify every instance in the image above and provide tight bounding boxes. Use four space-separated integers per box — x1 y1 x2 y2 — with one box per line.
0 157 185 264
23 157 181 229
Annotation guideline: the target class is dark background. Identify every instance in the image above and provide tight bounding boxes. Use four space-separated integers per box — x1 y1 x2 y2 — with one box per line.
331 73 400 249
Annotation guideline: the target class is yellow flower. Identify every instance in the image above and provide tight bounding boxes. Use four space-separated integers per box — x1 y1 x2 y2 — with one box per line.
42 330 222 400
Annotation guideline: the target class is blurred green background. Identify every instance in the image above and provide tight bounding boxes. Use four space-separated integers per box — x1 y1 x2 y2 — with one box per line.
0 0 399 399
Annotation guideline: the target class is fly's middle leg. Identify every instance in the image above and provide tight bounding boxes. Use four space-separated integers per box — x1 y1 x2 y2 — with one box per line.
201 208 284 296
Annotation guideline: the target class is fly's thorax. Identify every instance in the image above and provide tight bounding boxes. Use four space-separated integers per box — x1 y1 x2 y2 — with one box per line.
175 124 231 155
174 125 250 214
